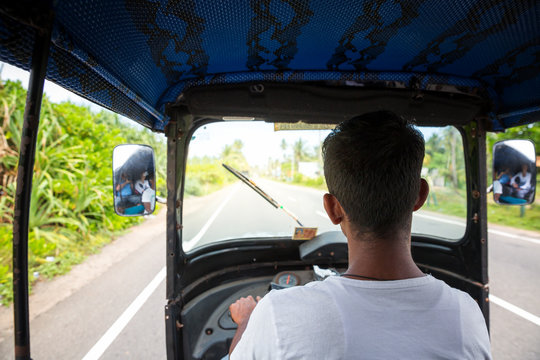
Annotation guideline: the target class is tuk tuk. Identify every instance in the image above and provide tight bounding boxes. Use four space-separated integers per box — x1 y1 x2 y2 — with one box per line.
0 1 538 359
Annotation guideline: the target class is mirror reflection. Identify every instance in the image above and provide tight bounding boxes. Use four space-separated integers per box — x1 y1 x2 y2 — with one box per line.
492 140 536 205
113 144 156 216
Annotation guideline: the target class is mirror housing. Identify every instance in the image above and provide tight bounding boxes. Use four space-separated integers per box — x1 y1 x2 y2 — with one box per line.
492 140 536 205
113 144 156 216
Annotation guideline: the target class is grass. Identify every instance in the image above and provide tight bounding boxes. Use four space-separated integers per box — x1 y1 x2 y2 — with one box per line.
486 200 540 231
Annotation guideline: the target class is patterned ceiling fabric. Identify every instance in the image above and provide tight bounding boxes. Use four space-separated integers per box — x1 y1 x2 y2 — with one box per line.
0 0 538 131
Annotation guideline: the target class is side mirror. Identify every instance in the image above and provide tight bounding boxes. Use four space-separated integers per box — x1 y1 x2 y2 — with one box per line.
113 144 156 216
492 140 536 205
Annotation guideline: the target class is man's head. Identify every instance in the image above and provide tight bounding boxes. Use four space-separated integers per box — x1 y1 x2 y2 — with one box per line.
322 111 426 238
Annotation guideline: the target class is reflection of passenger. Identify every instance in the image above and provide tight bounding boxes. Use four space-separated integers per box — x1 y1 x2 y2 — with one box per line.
135 171 151 195
115 173 134 213
142 179 156 214
135 171 155 214
116 173 133 196
493 168 511 202
510 164 531 199
496 168 511 185
228 112 491 359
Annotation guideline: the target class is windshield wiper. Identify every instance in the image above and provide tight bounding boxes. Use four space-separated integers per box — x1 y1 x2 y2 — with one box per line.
222 163 304 226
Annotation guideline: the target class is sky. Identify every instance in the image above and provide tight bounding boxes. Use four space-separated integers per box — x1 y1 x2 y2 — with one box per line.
189 122 331 167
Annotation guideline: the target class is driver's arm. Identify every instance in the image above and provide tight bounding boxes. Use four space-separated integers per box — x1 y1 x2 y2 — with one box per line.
229 296 260 355
228 295 277 359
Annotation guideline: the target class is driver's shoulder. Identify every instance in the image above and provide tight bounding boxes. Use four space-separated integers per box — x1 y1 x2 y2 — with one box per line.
265 279 337 312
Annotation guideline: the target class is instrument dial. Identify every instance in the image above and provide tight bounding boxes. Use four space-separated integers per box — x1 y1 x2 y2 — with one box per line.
273 272 300 288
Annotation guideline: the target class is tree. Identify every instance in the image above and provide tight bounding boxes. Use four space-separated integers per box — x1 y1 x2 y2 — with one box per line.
221 139 249 170
488 122 540 157
293 138 307 171
424 127 465 190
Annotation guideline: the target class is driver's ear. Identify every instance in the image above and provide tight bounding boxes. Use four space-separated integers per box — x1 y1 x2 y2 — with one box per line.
413 178 429 211
323 193 345 225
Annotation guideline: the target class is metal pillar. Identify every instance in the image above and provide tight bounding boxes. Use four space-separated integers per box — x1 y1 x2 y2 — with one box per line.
164 106 192 359
12 24 52 360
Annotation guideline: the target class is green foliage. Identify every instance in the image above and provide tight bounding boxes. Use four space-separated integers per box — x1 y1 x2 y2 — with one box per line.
221 140 249 171
291 173 326 189
424 127 466 190
487 122 540 156
185 157 231 196
185 140 249 196
0 80 166 305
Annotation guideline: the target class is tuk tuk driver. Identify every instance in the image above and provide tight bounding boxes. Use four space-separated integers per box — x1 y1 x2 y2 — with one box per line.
228 111 491 359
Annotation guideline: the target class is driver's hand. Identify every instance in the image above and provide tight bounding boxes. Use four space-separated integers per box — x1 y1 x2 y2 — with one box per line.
229 295 261 326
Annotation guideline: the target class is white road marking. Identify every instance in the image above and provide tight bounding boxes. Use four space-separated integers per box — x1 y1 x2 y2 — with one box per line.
414 212 465 227
183 184 239 251
490 294 540 326
415 213 540 245
316 210 327 219
81 267 166 360
488 229 540 245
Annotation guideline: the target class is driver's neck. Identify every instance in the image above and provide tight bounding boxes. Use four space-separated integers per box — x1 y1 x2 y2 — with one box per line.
343 224 424 281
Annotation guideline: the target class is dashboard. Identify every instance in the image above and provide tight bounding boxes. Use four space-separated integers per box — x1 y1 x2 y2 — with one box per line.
181 267 342 360
178 230 466 360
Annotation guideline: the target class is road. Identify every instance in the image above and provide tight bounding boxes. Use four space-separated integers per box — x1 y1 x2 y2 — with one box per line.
0 179 539 359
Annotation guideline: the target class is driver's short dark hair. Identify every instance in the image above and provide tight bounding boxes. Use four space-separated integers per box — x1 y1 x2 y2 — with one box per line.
322 111 425 236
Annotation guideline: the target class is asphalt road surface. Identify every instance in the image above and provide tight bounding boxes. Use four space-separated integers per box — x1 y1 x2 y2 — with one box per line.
0 180 539 359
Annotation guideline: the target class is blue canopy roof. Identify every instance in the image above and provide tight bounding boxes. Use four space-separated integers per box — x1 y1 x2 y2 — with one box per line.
0 0 538 131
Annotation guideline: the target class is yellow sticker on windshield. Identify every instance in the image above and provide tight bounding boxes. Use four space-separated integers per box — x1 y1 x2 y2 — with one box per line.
292 227 318 240
274 122 335 131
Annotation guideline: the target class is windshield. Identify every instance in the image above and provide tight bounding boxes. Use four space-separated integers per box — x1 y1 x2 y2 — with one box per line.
182 122 466 252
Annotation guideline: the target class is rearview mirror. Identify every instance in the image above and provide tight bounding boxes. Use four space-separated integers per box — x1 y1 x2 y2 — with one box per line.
113 144 156 216
492 140 536 205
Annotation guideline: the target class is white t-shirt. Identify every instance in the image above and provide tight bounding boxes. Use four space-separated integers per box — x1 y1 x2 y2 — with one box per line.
511 172 531 189
135 179 150 194
231 275 491 360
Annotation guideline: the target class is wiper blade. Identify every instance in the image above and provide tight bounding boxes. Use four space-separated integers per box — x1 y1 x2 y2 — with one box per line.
222 163 304 226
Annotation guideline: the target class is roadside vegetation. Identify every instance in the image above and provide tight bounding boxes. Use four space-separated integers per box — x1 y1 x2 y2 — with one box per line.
185 139 248 196
0 80 166 305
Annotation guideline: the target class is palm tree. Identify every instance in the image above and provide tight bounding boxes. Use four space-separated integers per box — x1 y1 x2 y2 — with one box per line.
293 138 307 172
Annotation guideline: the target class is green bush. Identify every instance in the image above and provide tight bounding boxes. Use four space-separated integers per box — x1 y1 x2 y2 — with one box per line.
0 80 166 305
288 173 326 190
185 155 241 197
